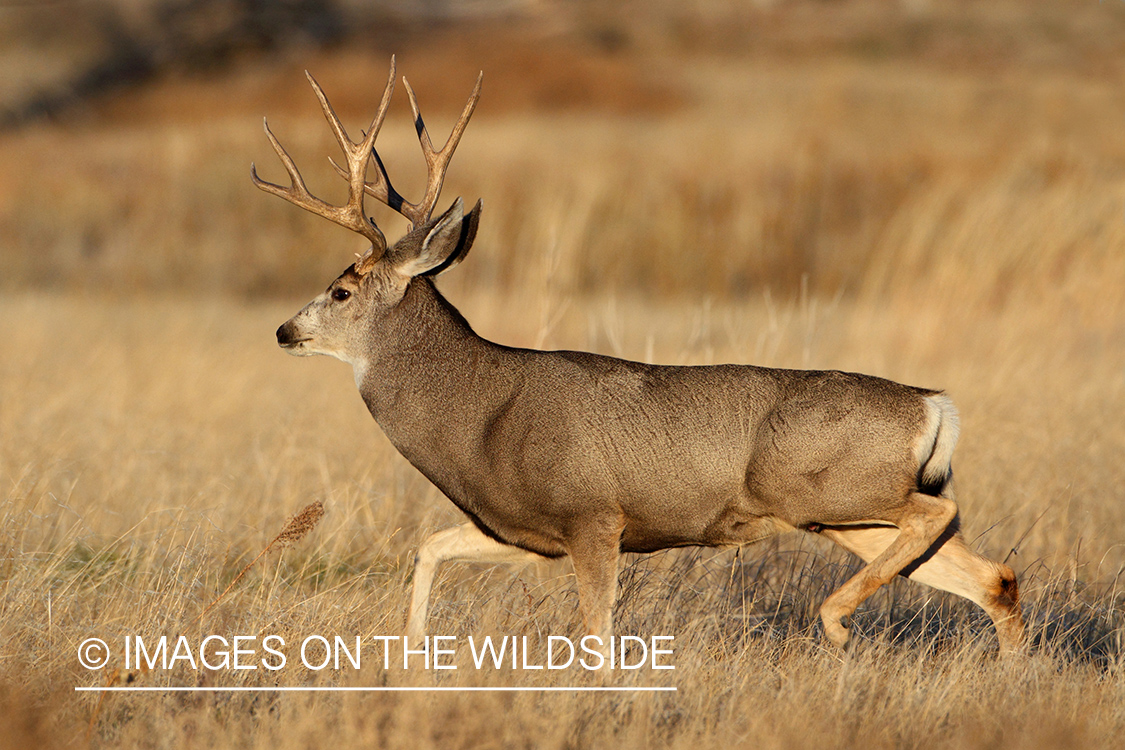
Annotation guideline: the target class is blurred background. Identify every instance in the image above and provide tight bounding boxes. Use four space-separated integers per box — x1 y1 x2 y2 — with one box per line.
1 0 1122 307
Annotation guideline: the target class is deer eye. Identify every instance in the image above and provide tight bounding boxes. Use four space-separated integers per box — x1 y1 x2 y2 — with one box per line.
331 288 351 302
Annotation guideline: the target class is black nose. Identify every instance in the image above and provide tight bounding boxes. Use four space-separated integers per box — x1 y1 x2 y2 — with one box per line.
276 322 292 346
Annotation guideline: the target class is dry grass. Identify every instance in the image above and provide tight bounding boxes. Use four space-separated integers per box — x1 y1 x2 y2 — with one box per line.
3 2 1125 748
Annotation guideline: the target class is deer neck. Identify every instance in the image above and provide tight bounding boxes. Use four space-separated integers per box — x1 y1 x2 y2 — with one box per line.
356 277 503 453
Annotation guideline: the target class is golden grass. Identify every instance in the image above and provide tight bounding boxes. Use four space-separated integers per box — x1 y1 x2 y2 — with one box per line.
194 500 325 624
3 3 1125 747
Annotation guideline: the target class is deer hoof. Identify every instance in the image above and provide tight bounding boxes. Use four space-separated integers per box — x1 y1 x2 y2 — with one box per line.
821 611 852 649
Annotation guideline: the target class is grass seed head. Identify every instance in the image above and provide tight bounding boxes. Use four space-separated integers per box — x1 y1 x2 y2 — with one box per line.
273 501 325 550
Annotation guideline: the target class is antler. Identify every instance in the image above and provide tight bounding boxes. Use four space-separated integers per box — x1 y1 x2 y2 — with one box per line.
251 59 397 265
333 70 482 231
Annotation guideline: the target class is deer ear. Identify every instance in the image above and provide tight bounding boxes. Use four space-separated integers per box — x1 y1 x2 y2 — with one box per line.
395 197 482 278
422 198 481 277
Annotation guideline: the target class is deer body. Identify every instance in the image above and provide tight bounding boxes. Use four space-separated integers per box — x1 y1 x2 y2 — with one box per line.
260 60 1025 653
359 276 934 552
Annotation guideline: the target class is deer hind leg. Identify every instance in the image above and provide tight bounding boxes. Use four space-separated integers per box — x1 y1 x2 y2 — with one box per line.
407 523 543 640
820 522 1025 653
817 492 958 649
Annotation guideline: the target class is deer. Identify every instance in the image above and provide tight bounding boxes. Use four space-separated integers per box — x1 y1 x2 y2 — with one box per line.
253 58 1025 654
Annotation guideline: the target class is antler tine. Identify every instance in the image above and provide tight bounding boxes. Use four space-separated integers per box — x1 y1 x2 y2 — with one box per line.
338 70 482 231
251 119 310 199
309 59 396 173
329 145 403 213
252 61 399 263
401 71 483 228
325 58 408 225
251 117 384 252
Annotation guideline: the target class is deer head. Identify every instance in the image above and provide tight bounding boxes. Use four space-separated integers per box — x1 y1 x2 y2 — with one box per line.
254 57 482 367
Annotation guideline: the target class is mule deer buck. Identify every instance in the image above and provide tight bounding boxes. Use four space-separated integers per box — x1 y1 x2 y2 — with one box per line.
255 59 1025 653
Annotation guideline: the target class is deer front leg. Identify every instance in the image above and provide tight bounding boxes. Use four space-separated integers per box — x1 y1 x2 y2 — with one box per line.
565 516 625 642
407 523 543 640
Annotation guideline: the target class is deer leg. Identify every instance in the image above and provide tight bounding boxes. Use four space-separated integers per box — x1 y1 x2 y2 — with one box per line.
820 523 1025 653
818 492 958 649
565 517 625 642
407 523 542 639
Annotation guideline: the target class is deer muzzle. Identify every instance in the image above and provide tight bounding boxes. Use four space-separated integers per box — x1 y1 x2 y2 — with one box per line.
276 320 309 350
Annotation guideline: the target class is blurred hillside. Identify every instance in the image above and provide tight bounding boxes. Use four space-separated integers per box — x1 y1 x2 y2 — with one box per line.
0 0 538 126
4 0 1125 124
1 0 1124 308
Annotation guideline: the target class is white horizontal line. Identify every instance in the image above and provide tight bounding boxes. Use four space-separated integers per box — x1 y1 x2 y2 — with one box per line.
75 686 677 693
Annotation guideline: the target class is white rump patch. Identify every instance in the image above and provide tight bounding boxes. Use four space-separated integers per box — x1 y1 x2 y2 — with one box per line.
914 394 960 488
